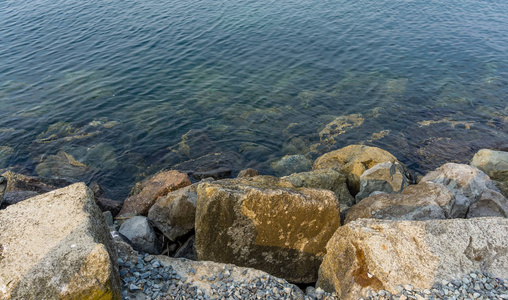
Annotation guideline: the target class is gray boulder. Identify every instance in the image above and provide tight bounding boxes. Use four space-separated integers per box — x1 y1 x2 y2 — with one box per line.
0 183 121 299
355 161 410 201
421 163 501 218
119 216 161 254
467 189 508 218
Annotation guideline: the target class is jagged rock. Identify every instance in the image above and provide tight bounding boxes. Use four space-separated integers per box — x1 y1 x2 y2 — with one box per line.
470 149 508 182
355 161 410 201
148 184 197 241
421 163 501 218
119 170 191 216
237 168 260 178
467 189 508 218
345 182 455 223
282 168 354 212
195 176 341 283
317 218 508 300
313 145 399 196
271 154 313 176
0 183 121 299
118 216 161 254
174 235 197 261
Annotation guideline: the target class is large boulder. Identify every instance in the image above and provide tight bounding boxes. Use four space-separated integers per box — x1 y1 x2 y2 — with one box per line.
470 149 508 182
148 184 198 241
282 168 354 213
0 183 121 299
345 182 455 223
421 163 502 218
355 161 410 201
118 216 161 254
317 218 508 300
119 170 191 216
195 176 341 283
313 145 400 195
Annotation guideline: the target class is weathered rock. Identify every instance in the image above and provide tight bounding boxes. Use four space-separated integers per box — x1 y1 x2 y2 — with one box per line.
355 161 410 201
313 145 399 195
119 170 191 216
421 163 500 218
195 176 341 283
174 235 197 261
148 184 197 241
0 176 6 207
271 154 313 176
470 149 508 182
237 168 260 178
118 216 161 254
467 189 508 218
317 218 508 300
0 183 121 299
345 182 455 223
35 150 90 179
283 168 354 212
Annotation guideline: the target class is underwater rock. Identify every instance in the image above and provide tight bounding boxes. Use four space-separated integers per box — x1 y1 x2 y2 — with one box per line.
35 150 90 179
270 154 312 176
0 146 14 168
319 114 364 146
173 151 243 180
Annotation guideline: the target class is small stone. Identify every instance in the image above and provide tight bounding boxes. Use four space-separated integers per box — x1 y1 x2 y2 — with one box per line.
404 284 413 291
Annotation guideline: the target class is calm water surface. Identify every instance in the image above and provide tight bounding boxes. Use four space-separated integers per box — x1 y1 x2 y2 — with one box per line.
1 0 507 199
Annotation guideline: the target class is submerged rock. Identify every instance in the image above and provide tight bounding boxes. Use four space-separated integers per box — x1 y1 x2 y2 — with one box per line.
195 176 341 283
0 183 121 299
317 218 508 300
35 150 89 179
313 145 400 196
119 170 191 216
319 114 364 145
173 151 242 180
271 154 312 176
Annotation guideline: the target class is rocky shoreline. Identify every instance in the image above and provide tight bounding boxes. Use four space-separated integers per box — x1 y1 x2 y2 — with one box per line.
1 145 507 299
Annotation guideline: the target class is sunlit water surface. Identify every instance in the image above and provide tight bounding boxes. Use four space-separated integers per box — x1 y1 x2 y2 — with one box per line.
1 0 507 199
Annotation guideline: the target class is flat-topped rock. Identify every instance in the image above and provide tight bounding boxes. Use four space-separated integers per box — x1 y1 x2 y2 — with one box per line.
0 183 121 299
195 175 341 283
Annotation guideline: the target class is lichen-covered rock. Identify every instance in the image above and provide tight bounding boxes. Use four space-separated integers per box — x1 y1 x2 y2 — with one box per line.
0 183 121 299
282 168 354 212
470 149 508 182
467 189 508 218
148 184 197 241
271 154 313 176
195 176 341 283
118 216 160 254
119 170 191 216
313 145 399 195
355 161 410 201
317 218 508 300
345 182 455 223
421 163 500 218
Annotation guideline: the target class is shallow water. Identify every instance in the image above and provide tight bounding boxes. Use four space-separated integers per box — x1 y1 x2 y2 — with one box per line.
1 0 507 199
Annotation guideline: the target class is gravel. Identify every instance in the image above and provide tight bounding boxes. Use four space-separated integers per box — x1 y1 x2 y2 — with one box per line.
362 271 508 300
118 254 507 300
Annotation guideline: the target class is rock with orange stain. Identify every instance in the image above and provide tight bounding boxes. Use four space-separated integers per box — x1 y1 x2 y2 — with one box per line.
119 170 191 216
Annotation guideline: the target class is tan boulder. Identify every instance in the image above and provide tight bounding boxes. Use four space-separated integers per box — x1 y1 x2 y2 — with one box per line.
317 218 508 300
148 184 198 241
282 168 354 212
470 149 508 182
313 145 399 195
119 170 191 216
421 163 500 218
345 182 455 223
195 176 341 283
0 183 121 299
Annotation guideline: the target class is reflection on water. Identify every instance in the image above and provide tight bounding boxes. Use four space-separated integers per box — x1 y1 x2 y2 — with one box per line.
0 0 507 199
